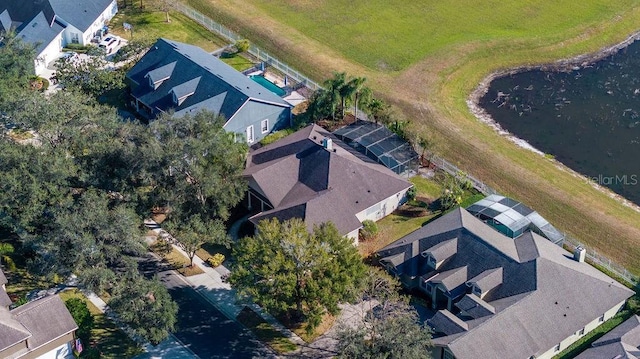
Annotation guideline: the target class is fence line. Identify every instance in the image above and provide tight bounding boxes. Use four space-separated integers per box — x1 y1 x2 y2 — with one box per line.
175 3 323 91
420 150 639 286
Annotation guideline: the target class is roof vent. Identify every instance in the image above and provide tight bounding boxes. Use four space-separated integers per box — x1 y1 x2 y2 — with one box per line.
322 138 333 151
573 246 586 263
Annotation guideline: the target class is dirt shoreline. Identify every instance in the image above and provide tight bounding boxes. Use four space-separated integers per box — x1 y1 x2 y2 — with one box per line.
467 30 640 213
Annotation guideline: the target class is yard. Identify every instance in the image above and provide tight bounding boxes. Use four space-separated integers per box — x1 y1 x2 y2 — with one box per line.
183 0 640 276
58 289 143 359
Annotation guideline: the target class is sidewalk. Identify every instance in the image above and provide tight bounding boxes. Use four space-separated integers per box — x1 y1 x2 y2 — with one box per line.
144 219 306 348
84 291 199 359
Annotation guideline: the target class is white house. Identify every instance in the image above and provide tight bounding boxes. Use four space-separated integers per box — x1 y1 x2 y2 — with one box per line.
0 0 118 74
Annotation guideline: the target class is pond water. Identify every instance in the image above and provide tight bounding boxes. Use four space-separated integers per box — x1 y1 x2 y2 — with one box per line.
479 41 640 205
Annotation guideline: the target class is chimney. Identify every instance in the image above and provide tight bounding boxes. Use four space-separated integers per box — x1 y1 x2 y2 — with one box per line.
322 138 333 151
574 246 586 263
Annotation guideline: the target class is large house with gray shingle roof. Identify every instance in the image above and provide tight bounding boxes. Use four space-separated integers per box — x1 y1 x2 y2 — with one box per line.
0 0 118 74
575 314 640 359
244 124 412 242
377 208 635 359
0 269 78 359
126 39 292 144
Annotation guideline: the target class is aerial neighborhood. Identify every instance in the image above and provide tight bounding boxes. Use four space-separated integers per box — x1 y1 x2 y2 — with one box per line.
0 0 639 359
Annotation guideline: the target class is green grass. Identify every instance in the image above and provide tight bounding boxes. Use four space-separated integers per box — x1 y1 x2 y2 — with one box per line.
410 175 443 199
190 0 638 71
553 309 634 359
236 306 297 353
220 53 256 71
59 289 142 359
110 2 227 51
192 0 640 277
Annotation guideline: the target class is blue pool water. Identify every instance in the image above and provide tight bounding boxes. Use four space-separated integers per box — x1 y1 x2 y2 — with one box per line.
249 75 286 97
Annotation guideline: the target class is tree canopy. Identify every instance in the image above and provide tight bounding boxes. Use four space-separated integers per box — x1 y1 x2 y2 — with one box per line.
229 218 366 331
335 267 433 359
0 37 248 344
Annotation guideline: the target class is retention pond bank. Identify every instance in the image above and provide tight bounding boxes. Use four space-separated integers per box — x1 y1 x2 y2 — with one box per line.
478 39 640 206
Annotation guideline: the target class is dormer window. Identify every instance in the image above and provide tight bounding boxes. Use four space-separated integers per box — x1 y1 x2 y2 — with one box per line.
173 91 194 106
472 284 482 296
149 76 168 90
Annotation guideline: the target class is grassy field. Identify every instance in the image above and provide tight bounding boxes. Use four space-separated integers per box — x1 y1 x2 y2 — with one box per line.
185 0 640 276
110 3 227 51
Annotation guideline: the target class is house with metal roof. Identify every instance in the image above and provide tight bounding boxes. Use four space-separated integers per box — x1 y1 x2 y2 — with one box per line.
575 314 640 359
377 208 634 359
0 269 78 359
0 0 118 74
244 124 412 242
125 38 293 144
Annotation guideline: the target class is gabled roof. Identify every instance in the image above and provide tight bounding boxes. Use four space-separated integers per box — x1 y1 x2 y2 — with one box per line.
10 295 78 350
245 124 412 235
126 38 290 119
0 269 11 307
575 315 640 359
16 11 65 55
0 308 31 351
378 208 634 359
48 0 113 32
456 294 495 318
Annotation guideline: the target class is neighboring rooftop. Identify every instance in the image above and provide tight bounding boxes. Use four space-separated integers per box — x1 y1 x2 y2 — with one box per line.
575 315 640 359
0 268 78 358
126 38 290 119
333 120 419 175
245 124 412 236
466 194 565 244
377 208 634 359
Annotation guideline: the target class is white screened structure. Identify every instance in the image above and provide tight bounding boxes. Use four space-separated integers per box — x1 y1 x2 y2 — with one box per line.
466 194 565 245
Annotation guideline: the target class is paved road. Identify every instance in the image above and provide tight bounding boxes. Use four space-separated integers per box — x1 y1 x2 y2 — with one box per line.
139 254 274 359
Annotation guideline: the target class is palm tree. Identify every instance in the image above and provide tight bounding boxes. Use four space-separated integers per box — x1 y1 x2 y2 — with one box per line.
0 243 15 270
323 72 346 121
367 98 389 124
349 77 369 121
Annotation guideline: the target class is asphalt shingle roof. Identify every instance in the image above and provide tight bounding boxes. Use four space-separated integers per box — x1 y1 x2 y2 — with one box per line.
48 0 113 32
126 38 289 120
245 124 412 235
378 208 634 359
575 315 640 359
11 295 77 349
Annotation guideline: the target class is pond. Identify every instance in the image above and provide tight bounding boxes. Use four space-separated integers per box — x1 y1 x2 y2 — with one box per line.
479 40 640 205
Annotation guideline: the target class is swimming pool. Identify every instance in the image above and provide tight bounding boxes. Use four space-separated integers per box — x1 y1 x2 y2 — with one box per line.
249 75 286 97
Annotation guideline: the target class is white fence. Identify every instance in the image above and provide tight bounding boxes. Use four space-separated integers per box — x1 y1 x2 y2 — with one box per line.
175 3 323 91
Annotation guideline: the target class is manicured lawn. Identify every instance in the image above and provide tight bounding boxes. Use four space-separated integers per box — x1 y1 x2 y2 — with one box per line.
110 2 227 52
220 53 256 71
186 0 640 276
236 306 297 354
150 240 204 276
58 289 142 359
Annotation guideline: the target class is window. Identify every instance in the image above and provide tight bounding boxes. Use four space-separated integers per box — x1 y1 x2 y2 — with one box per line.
443 349 455 359
246 125 254 143
554 344 561 352
599 314 605 323
261 119 269 133
472 285 482 296
71 33 79 44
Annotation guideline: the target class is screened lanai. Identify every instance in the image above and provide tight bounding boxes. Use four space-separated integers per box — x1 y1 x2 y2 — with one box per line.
466 194 565 245
333 120 418 176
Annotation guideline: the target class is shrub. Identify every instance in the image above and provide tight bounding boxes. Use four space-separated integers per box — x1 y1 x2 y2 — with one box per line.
64 297 94 342
360 220 379 241
406 186 417 201
207 253 225 267
234 39 250 54
65 43 89 51
260 129 294 145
